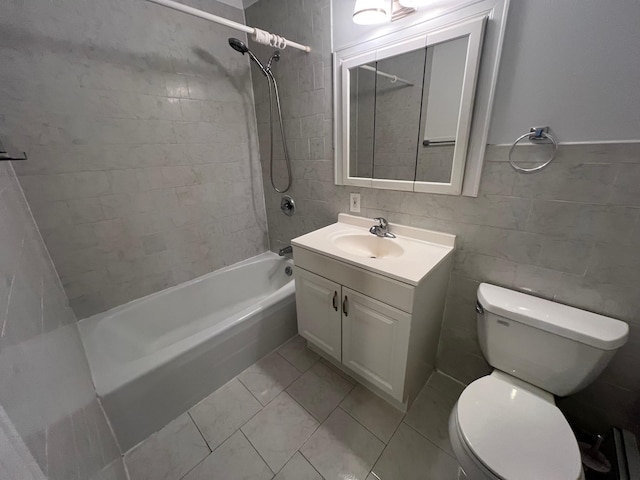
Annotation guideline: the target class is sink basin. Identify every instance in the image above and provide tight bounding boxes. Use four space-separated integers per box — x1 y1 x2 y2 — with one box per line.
332 234 405 259
291 214 456 285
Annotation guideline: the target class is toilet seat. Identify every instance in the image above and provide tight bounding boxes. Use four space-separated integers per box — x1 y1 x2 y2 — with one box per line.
455 373 582 480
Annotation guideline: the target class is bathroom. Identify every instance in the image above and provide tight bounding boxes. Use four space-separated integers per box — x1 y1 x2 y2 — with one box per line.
0 0 638 478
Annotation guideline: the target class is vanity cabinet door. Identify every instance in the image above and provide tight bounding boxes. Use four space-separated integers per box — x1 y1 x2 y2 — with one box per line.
294 268 343 362
342 288 411 401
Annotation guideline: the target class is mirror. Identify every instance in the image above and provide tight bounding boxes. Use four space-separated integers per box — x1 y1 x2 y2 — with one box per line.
417 36 468 183
336 15 487 194
349 37 468 184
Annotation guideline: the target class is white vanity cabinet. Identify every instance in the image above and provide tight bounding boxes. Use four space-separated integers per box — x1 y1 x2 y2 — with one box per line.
292 214 456 411
341 287 411 398
295 269 342 362
295 268 411 399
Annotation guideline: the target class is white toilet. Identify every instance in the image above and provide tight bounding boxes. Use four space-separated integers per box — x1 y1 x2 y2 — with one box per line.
449 283 629 480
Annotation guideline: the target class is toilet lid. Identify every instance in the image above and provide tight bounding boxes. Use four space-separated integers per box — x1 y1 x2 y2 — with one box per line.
457 375 582 480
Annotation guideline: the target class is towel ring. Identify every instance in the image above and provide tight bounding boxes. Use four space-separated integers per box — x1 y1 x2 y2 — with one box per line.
508 127 558 173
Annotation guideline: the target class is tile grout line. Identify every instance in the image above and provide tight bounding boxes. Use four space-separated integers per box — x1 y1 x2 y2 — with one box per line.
236 374 266 406
231 353 322 477
177 409 250 480
291 377 356 426
181 398 273 478
289 376 361 478
297 448 327 480
0 235 24 338
235 338 309 407
284 378 355 477
274 342 316 374
186 412 211 454
337 402 404 446
238 429 277 477
172 414 214 480
401 419 457 461
432 368 468 390
176 448 208 480
363 406 408 479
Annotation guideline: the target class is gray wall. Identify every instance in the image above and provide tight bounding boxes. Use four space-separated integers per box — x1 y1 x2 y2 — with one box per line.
0 0 267 319
248 0 640 434
334 0 640 144
489 0 640 144
0 163 125 480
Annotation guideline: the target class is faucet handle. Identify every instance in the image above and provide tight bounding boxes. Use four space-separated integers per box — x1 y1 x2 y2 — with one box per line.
373 217 388 228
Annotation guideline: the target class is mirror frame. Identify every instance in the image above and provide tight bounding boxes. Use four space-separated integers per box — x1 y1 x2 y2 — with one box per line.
333 0 510 197
338 17 485 194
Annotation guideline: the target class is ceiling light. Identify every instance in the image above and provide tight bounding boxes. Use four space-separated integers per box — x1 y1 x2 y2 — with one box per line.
391 0 416 22
398 0 447 7
353 0 389 25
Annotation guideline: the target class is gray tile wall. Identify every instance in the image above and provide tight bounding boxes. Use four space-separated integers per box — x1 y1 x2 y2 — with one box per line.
0 0 267 318
0 163 124 479
246 0 640 434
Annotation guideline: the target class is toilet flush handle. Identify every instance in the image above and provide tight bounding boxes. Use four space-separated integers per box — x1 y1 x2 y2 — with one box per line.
475 302 484 314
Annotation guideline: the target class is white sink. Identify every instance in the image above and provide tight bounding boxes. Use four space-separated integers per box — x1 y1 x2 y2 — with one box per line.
292 214 456 285
331 234 405 259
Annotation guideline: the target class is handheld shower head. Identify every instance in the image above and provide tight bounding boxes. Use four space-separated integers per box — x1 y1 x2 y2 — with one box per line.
228 37 268 77
228 38 249 54
226 41 291 192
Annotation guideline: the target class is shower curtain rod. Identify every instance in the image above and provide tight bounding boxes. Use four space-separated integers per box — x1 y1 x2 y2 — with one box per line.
145 0 311 53
359 65 414 86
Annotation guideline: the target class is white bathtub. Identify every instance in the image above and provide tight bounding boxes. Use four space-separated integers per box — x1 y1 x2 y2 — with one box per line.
79 252 297 451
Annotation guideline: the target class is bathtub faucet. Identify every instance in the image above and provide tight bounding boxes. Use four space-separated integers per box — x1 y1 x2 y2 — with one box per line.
278 245 293 256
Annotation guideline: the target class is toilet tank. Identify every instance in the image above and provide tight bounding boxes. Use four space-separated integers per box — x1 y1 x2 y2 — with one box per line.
476 283 629 396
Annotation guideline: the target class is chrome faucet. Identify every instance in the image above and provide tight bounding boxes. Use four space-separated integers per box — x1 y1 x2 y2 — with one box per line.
278 245 293 256
369 217 396 238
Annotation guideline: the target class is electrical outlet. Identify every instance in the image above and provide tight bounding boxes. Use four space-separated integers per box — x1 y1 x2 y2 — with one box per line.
350 193 361 213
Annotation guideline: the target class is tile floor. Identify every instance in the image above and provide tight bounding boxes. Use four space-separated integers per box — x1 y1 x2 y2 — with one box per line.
123 335 465 480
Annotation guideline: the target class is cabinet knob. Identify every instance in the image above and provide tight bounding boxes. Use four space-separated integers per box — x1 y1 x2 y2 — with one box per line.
332 291 338 311
343 295 349 316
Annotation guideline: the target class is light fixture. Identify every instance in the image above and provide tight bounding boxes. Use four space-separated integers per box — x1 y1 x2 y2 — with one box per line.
391 0 416 22
398 0 447 7
353 0 389 25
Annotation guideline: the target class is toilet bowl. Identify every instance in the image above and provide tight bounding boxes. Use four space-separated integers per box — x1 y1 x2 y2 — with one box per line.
449 371 585 480
448 283 628 480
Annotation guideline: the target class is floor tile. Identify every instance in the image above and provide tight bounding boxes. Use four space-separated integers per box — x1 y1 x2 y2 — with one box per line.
340 384 404 443
189 378 262 450
242 392 319 472
90 459 128 480
277 335 320 372
403 377 462 455
182 431 273 480
274 452 322 480
319 358 357 384
372 423 459 480
301 407 385 480
287 361 354 421
427 371 466 398
124 413 210 480
238 352 302 406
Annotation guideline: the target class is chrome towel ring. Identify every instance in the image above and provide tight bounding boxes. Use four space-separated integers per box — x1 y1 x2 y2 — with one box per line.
508 126 558 173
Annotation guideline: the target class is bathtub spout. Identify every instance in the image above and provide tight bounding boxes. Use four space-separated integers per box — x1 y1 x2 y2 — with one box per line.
278 245 293 256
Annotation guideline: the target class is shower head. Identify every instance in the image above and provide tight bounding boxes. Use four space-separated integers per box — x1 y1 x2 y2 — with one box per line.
228 37 269 77
228 38 249 54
